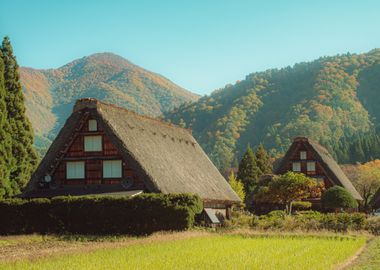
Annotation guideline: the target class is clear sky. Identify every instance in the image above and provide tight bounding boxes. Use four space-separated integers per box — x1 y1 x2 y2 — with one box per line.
1 0 379 95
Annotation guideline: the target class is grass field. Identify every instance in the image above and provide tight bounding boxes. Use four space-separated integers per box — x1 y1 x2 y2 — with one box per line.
348 237 380 270
0 233 366 270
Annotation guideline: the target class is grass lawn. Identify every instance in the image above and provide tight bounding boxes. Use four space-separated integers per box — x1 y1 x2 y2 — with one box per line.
0 233 366 270
349 237 380 270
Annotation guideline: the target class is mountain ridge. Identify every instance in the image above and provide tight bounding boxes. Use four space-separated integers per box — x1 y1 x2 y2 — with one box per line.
164 49 380 169
20 52 199 154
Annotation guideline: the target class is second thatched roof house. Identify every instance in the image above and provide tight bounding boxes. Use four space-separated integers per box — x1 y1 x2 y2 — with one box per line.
275 137 362 201
23 98 240 220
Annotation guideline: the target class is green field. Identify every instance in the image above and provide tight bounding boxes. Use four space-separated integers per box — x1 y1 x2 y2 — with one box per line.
0 234 366 270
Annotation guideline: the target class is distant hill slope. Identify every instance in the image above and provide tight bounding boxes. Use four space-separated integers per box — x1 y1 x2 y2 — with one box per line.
165 49 380 169
20 53 199 154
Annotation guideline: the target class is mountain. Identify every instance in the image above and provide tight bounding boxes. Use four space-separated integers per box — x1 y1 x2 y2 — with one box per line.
20 53 199 154
164 49 380 170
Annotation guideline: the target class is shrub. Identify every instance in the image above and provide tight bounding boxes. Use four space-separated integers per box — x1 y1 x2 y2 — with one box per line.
320 213 366 232
365 217 380 235
321 186 358 210
0 193 203 235
223 210 254 228
248 211 368 233
292 201 312 211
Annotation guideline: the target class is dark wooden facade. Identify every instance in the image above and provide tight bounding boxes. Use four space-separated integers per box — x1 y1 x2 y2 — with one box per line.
277 139 334 192
52 116 145 190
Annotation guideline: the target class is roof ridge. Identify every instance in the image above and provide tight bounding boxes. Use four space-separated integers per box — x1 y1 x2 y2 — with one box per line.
74 98 192 134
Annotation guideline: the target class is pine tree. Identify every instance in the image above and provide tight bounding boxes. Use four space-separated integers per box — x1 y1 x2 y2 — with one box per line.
1 36 38 194
255 144 272 175
0 50 14 198
237 145 261 194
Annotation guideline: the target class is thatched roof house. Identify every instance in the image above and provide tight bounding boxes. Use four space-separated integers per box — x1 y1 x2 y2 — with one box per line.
275 137 362 201
23 99 240 217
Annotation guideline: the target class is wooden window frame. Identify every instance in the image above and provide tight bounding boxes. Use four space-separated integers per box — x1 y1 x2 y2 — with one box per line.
84 135 103 152
307 161 316 172
292 162 301 172
66 161 85 180
102 160 123 179
88 119 97 132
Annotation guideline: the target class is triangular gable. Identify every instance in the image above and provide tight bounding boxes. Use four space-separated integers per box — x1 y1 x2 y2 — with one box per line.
275 137 362 200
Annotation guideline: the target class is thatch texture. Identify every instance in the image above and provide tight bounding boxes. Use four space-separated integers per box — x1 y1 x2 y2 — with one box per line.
24 98 240 203
275 137 362 200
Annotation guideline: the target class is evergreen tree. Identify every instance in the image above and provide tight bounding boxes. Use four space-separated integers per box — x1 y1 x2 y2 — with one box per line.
255 144 272 175
0 50 14 198
1 36 38 194
237 145 261 194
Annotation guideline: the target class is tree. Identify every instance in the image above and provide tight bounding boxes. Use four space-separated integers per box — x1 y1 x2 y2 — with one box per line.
255 144 272 175
237 146 261 194
349 160 380 211
228 171 245 202
321 186 358 211
0 50 14 198
1 36 38 194
255 172 318 214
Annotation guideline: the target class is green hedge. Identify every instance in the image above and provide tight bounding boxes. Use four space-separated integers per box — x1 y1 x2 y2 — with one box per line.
0 193 203 235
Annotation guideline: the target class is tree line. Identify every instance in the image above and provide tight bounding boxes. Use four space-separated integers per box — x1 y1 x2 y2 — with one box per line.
0 37 37 198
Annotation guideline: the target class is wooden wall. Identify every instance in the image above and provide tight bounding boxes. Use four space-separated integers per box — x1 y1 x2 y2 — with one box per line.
282 141 334 190
52 117 144 189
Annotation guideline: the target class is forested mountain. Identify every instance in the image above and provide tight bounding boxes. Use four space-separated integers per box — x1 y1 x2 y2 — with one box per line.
20 53 199 154
165 49 380 170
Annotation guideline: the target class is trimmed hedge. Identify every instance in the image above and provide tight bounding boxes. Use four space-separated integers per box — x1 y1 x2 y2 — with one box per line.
0 193 203 235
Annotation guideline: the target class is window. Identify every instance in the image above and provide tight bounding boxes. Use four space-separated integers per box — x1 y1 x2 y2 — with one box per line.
66 161 85 179
103 160 122 178
84 136 102 152
307 161 316 172
300 151 307 160
88 119 97 131
292 162 301 172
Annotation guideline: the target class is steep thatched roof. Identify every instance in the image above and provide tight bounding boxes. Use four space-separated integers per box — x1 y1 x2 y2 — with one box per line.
24 98 240 203
275 137 362 200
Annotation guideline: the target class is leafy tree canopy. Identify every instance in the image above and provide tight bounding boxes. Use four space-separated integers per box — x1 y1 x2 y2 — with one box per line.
255 172 319 214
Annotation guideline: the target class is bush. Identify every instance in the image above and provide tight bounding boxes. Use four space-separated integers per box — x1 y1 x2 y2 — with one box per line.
365 217 380 235
223 210 254 228
247 211 368 233
292 201 312 211
320 213 366 232
321 186 358 210
0 193 203 235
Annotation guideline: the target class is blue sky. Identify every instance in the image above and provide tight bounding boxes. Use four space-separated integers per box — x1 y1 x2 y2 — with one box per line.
1 0 380 95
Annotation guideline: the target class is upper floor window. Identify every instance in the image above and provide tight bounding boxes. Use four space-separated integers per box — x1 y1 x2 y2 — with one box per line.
66 161 85 179
103 160 122 178
292 162 301 172
307 161 316 172
88 119 97 131
84 135 102 152
300 151 307 160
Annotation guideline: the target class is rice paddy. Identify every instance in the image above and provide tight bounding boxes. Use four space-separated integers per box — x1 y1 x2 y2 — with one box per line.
0 234 366 270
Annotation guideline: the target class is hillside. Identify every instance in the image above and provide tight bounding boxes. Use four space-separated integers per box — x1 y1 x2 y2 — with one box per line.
20 53 199 153
165 49 380 170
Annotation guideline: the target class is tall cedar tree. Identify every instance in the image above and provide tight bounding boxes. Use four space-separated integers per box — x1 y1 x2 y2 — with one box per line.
237 146 261 194
255 144 272 175
2 37 38 194
0 50 14 198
